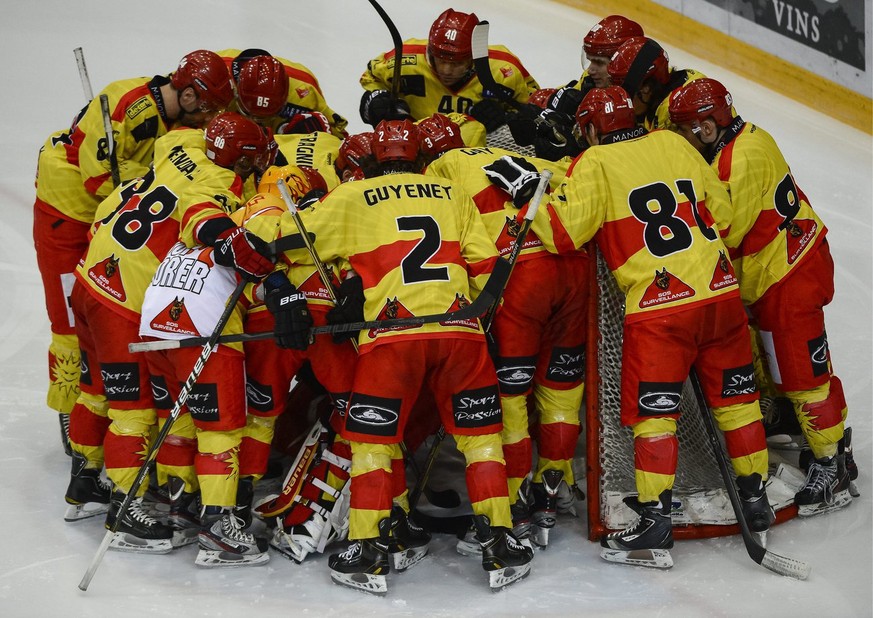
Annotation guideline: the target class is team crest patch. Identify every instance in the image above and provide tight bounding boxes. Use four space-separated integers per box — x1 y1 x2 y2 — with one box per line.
368 297 418 338
439 293 479 329
295 87 311 99
150 296 198 335
495 215 542 257
499 66 514 78
88 254 127 302
785 219 817 264
639 268 694 309
709 250 738 291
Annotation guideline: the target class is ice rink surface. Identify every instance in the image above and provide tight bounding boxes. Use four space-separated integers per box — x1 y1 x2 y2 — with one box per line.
1 1 870 616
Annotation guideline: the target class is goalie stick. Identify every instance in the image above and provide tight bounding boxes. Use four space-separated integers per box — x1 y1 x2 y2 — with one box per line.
78 280 247 591
367 0 403 101
689 369 811 580
128 257 512 353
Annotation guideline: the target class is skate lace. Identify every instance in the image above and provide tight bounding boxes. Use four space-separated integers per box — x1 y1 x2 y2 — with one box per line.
128 498 161 526
337 541 361 560
802 461 835 504
221 512 256 543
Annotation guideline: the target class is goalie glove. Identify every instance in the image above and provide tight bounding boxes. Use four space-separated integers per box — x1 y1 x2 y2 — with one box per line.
482 155 540 208
264 273 312 350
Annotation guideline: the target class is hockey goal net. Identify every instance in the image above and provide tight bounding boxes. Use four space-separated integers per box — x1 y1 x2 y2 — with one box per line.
585 248 803 540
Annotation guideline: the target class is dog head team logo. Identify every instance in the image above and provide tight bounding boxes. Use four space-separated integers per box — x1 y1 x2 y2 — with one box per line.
709 250 738 291
495 214 542 257
440 293 478 329
784 218 817 264
639 267 695 309
87 254 127 302
368 297 418 338
150 296 198 335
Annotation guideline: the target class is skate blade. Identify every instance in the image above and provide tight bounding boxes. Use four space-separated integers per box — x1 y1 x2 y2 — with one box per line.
109 533 173 554
64 501 109 522
391 545 428 571
849 480 860 498
194 548 270 567
600 547 673 569
330 570 387 595
171 528 199 548
456 539 482 558
531 525 551 548
488 562 532 590
797 490 853 517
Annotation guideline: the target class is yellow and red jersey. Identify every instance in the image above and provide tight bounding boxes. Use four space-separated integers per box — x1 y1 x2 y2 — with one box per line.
278 173 499 350
217 49 348 138
274 132 342 190
36 76 174 223
424 146 570 261
76 128 247 323
713 121 826 304
360 38 539 121
536 129 739 323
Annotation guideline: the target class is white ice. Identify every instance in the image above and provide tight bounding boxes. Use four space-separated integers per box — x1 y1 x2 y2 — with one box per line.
1 1 870 616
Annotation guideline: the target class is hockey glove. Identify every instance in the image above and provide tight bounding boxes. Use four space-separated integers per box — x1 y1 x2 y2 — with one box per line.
505 104 541 146
278 111 331 135
546 87 585 116
469 98 507 132
213 226 276 282
483 155 540 208
298 188 327 210
326 275 364 343
360 90 411 126
264 274 312 350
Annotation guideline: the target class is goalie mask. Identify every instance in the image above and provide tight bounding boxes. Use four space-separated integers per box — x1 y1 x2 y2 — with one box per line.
257 164 327 200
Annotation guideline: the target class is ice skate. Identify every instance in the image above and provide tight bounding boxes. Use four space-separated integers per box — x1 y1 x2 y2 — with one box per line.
530 470 562 548
328 518 391 595
387 506 430 571
64 453 111 522
456 523 481 557
599 491 674 569
840 427 860 497
59 413 72 457
794 454 852 517
736 473 775 547
166 476 200 548
196 506 270 567
105 490 174 554
510 478 532 540
473 514 533 590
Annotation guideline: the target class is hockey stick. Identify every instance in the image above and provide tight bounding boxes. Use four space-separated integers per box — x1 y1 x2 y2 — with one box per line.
128 257 512 353
482 169 552 332
689 369 811 580
366 0 403 101
78 280 247 591
73 47 94 102
407 425 448 512
276 178 357 352
99 94 121 187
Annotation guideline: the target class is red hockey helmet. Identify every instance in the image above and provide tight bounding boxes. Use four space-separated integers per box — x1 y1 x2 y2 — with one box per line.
668 78 735 128
336 132 375 177
171 50 235 112
607 37 670 94
236 55 289 118
583 15 644 59
373 119 420 163
417 113 465 158
428 8 479 62
205 112 277 172
528 88 557 109
575 86 636 136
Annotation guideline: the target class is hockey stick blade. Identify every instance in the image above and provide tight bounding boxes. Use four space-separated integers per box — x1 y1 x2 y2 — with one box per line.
689 370 810 580
129 259 511 353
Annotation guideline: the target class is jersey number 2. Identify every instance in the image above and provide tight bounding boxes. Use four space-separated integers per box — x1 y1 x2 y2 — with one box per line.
397 215 450 284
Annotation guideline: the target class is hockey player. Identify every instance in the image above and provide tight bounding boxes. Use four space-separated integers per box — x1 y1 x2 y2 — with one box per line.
278 119 533 593
75 112 277 561
335 131 378 182
484 87 773 569
669 78 854 516
359 8 539 139
607 36 706 132
218 48 349 138
34 49 234 457
420 114 586 548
